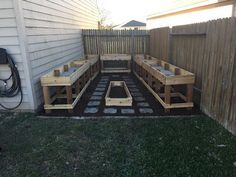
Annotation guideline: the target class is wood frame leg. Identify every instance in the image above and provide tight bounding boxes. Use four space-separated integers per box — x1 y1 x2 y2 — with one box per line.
147 73 152 87
127 60 131 70
187 84 193 110
66 86 73 113
43 86 51 114
75 80 81 94
101 60 104 72
164 85 171 113
56 86 61 95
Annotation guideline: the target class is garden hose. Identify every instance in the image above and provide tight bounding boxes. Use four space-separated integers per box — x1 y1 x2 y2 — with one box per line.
0 50 23 110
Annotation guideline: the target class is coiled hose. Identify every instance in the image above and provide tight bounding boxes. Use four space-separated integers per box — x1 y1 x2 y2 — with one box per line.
0 52 23 110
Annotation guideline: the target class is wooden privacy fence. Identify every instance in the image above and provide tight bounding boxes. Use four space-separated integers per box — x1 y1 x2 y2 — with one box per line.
150 27 170 61
82 29 150 55
149 17 236 135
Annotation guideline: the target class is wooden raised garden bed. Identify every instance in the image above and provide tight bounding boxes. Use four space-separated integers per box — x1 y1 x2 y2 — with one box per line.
105 81 132 106
100 54 131 73
41 55 99 113
133 55 195 112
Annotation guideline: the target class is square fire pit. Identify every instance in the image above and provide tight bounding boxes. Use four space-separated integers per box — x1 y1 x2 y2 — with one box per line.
105 81 132 106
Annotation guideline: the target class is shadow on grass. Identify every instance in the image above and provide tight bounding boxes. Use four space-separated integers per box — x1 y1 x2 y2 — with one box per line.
0 113 236 177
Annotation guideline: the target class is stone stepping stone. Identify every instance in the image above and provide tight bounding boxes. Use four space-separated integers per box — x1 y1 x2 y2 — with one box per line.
128 85 137 88
92 92 104 96
100 77 108 79
129 88 139 92
97 84 107 88
134 97 145 102
84 107 98 114
101 75 109 78
121 108 135 114
131 92 143 97
124 79 133 82
103 108 117 114
100 78 109 81
90 96 102 100
139 108 154 114
126 81 135 84
112 75 120 78
87 101 101 106
137 102 150 107
95 87 105 91
99 81 108 84
98 81 108 85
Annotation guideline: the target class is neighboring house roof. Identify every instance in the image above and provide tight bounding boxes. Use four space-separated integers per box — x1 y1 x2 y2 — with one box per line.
122 20 146 27
147 0 233 19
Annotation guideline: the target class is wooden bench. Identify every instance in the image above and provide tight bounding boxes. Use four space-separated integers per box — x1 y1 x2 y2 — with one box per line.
41 55 99 113
133 54 195 112
100 54 131 73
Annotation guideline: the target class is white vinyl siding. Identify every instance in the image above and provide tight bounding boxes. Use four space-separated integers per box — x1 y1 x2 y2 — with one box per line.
22 0 99 108
0 0 33 110
0 0 99 110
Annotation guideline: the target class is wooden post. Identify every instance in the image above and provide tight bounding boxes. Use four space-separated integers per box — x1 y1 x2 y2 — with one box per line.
168 27 173 63
187 84 193 110
153 78 159 92
127 60 131 70
187 84 193 102
56 86 61 95
75 79 81 94
66 86 73 113
64 65 69 72
43 86 51 114
83 73 86 86
147 73 152 87
165 85 171 113
175 68 181 75
164 63 169 70
97 60 100 72
54 70 60 77
101 60 104 72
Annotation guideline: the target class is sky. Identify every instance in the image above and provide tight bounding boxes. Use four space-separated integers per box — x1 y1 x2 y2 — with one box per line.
97 0 174 25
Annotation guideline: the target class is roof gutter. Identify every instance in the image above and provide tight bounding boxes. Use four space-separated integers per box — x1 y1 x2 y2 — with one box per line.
147 0 234 20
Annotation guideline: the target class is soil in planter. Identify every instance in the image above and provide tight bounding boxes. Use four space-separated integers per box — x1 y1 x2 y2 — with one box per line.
109 86 127 98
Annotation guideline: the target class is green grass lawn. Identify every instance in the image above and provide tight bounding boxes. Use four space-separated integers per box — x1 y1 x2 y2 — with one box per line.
0 113 236 177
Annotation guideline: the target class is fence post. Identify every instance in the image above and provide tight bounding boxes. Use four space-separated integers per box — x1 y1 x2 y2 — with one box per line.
168 27 173 63
82 30 87 56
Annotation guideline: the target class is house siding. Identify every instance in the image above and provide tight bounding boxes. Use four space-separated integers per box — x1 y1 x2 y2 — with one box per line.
233 0 236 16
0 0 99 111
0 0 34 110
147 1 234 29
22 0 99 108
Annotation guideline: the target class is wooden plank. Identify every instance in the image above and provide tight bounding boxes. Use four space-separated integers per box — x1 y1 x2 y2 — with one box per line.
134 55 195 85
43 86 51 113
187 84 193 102
66 86 73 113
105 81 132 106
41 56 98 86
82 29 149 55
164 85 171 112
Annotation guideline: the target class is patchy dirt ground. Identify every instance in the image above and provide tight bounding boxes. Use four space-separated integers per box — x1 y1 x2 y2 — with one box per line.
0 113 236 177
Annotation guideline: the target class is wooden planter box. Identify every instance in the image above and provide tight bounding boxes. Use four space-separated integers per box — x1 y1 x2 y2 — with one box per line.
40 55 99 113
134 55 195 112
100 54 131 73
105 81 132 106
